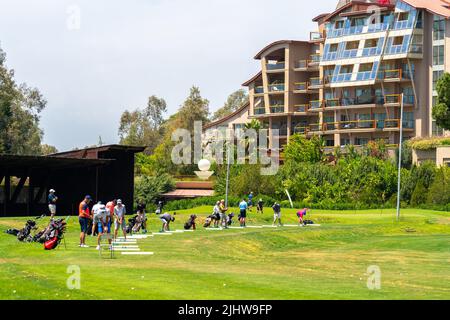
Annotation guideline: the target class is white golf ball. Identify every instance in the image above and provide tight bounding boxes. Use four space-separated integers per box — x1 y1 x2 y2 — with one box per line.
198 159 211 172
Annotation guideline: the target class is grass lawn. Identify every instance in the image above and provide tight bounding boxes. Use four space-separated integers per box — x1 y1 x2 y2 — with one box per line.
0 207 449 300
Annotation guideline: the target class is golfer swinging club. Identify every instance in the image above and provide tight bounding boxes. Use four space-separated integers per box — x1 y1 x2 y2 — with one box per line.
114 199 127 240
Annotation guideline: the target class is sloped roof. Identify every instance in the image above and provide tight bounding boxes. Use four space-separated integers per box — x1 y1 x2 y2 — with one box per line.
242 71 262 87
203 102 250 130
253 40 309 60
403 0 450 18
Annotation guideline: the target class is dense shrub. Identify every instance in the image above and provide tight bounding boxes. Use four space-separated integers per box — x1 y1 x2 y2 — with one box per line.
134 174 175 210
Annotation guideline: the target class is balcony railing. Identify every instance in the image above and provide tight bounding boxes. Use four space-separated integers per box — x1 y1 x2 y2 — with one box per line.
270 105 285 113
293 126 308 134
295 60 310 69
325 98 340 108
254 107 266 115
266 62 285 71
294 82 309 91
384 119 400 128
294 104 309 113
309 77 323 87
309 123 322 132
310 54 321 63
335 120 376 130
310 100 324 110
382 69 403 80
310 31 324 41
385 94 415 105
268 83 285 92
255 86 264 94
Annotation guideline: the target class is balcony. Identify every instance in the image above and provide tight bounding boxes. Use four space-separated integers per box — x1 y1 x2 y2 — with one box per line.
310 100 324 110
378 69 412 82
334 120 376 131
254 107 266 115
268 83 285 92
293 126 308 134
325 98 340 108
266 62 285 71
295 60 309 70
308 123 322 132
270 105 285 114
385 94 415 106
310 54 321 64
255 86 264 94
310 31 324 42
294 104 310 113
294 82 309 91
309 77 323 88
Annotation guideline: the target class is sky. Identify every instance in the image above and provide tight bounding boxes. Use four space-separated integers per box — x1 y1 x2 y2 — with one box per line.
0 0 336 151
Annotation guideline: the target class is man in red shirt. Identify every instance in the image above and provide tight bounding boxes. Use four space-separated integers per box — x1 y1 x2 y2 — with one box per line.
79 195 92 248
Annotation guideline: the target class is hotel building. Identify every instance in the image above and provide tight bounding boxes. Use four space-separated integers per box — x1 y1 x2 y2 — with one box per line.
238 0 450 149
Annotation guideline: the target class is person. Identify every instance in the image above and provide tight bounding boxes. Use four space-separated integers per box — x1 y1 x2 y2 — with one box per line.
155 201 163 215
78 195 92 248
94 204 110 250
239 199 248 227
219 199 228 229
297 208 309 226
160 212 176 232
248 192 254 211
47 189 58 219
136 200 147 233
272 202 282 226
212 201 221 228
257 198 264 214
91 201 103 236
114 199 127 240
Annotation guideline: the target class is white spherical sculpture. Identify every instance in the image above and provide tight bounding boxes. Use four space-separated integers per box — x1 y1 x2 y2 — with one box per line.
198 159 211 172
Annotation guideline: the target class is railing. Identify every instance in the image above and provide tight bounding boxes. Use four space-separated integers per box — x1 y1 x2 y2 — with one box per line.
410 44 423 54
335 120 376 130
332 73 353 83
356 71 374 81
268 83 285 92
255 86 264 94
323 46 382 62
293 126 308 134
382 69 402 80
254 107 266 115
309 123 322 132
385 94 402 104
310 54 321 63
294 104 309 113
270 105 285 113
295 60 310 69
341 49 358 59
309 77 323 87
310 100 324 110
384 119 400 128
266 62 285 71
294 82 309 91
310 31 324 41
325 98 340 108
323 122 338 131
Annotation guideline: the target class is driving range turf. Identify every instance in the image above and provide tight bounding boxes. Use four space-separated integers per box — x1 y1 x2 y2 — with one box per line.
0 207 449 300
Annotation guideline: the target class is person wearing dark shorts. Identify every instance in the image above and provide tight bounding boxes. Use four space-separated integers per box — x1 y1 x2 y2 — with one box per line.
239 199 248 227
136 200 147 233
160 212 176 232
78 195 92 248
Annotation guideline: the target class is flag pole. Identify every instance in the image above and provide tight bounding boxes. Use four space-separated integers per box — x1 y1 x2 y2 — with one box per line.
396 93 404 221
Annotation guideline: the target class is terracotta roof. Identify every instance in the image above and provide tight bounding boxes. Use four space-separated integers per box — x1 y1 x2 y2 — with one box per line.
242 71 262 87
322 1 394 23
161 189 215 199
203 102 250 130
312 13 330 22
254 40 309 60
403 0 450 18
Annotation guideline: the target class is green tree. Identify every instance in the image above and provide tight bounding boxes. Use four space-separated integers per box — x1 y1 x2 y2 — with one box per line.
0 46 46 155
211 89 248 121
118 95 167 153
432 72 450 130
284 134 325 163
40 144 58 155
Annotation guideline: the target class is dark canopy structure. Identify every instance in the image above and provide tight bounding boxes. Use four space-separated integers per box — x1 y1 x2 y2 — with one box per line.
0 145 145 217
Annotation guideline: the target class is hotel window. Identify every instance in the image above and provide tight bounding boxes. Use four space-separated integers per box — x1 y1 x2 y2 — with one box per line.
359 63 373 72
355 138 369 146
330 43 338 52
398 12 409 22
346 41 359 50
335 20 345 29
393 36 404 46
433 45 444 66
340 65 354 74
433 70 444 90
351 17 366 27
364 39 378 48
433 16 446 41
341 138 351 146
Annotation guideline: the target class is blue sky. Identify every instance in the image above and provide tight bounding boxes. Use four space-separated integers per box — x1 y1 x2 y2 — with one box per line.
0 0 336 151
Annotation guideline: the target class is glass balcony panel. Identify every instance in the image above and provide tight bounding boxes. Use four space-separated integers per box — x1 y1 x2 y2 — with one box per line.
384 120 399 128
269 84 285 92
270 105 285 113
294 104 309 113
293 126 307 134
266 62 285 71
294 82 308 91
309 78 323 87
326 99 340 108
310 100 323 109
310 54 321 63
296 60 309 69
254 107 266 115
309 123 321 132
255 86 264 94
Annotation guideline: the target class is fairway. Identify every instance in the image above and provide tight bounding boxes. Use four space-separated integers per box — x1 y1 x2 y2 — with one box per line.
0 207 449 300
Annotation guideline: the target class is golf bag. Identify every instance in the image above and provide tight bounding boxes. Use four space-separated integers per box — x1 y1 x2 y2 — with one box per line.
132 215 146 233
41 218 67 250
86 219 98 236
5 218 39 242
184 215 197 230
204 212 220 228
226 213 235 226
303 220 314 225
203 217 212 228
125 215 138 234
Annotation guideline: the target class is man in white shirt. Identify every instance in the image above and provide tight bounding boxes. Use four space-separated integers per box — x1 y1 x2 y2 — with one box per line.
94 205 110 250
91 201 103 236
114 199 127 240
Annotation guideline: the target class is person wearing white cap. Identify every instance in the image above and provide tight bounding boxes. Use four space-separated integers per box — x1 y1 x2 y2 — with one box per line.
114 199 127 240
94 204 110 250
47 189 58 219
91 201 103 236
